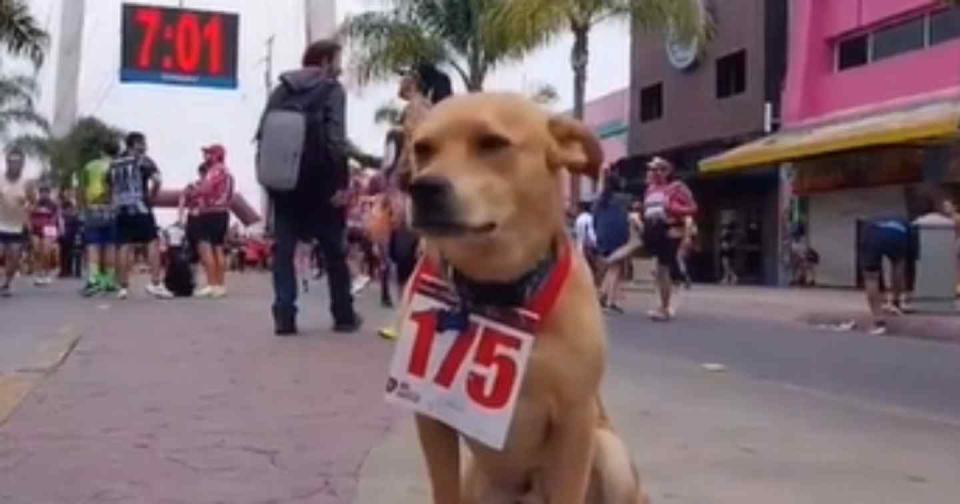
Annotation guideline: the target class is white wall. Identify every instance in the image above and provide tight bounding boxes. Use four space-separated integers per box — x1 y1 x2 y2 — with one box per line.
809 186 905 287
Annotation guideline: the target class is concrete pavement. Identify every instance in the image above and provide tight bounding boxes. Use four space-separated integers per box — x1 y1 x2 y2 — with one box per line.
358 298 960 504
1 275 959 503
0 275 401 504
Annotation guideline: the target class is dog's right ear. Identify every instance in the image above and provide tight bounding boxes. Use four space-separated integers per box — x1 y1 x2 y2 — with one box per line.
547 115 604 180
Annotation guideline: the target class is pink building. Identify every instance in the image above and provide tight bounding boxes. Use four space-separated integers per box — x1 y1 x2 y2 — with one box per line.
784 0 960 126
569 89 629 200
703 1 960 286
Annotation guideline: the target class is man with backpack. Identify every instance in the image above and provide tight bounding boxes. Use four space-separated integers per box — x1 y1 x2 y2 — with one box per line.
257 39 364 336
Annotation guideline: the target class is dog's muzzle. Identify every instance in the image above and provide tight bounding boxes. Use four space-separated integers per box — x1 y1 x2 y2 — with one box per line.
408 176 462 234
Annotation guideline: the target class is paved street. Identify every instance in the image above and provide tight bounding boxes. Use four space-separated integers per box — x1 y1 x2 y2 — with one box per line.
1 275 959 503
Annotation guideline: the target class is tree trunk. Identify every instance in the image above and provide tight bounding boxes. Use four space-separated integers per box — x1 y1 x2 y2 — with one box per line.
570 26 590 207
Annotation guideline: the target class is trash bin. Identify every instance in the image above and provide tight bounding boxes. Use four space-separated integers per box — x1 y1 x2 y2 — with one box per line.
912 213 958 313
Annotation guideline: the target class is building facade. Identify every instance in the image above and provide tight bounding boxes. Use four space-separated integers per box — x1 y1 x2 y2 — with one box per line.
703 0 960 287
624 0 788 284
572 89 630 202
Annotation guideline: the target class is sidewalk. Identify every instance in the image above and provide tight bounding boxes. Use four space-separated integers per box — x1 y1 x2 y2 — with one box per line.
0 274 402 503
625 281 960 344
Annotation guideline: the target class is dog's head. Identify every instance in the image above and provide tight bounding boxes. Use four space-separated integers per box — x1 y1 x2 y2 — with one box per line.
405 93 602 282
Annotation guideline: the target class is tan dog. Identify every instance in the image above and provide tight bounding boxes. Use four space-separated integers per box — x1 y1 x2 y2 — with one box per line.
394 93 648 504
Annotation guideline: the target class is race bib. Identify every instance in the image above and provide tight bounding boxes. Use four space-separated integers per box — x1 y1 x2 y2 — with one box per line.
42 225 58 239
386 290 535 450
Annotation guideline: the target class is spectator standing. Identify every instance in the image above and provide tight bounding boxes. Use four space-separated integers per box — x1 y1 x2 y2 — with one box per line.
574 200 598 277
58 193 82 278
109 131 172 299
642 157 698 321
258 39 363 335
192 144 234 298
179 162 208 267
0 148 31 297
720 222 739 285
78 141 120 296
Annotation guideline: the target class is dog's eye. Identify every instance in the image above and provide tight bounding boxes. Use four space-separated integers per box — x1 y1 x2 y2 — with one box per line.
413 141 436 164
476 134 512 153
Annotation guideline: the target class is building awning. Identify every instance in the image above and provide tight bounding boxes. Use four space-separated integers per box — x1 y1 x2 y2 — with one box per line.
700 99 960 173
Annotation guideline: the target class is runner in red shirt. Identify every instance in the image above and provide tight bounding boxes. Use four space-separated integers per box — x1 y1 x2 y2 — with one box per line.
29 184 61 286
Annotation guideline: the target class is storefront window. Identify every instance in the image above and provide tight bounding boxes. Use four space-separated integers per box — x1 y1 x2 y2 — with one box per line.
931 7 960 46
872 17 926 61
837 35 869 70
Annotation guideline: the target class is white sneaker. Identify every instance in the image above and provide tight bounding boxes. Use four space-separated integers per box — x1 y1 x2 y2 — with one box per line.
210 286 227 299
33 276 45 287
117 288 129 300
351 275 371 295
146 283 174 299
194 286 214 298
869 324 888 336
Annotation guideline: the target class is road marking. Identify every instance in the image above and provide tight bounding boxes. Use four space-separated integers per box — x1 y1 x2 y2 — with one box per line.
0 376 34 426
16 326 81 374
1 325 81 427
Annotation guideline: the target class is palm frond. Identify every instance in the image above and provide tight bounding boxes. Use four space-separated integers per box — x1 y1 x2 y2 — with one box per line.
374 102 404 126
0 107 50 134
0 0 49 67
340 10 449 86
342 0 554 91
610 0 713 44
7 133 51 159
0 73 37 108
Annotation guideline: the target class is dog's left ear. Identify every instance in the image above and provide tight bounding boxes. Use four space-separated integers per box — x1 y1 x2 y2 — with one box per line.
547 115 604 180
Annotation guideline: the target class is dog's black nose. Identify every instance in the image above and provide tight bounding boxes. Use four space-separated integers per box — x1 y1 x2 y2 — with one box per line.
408 176 454 213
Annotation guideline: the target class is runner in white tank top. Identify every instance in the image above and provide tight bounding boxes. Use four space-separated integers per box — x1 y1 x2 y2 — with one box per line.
0 149 31 296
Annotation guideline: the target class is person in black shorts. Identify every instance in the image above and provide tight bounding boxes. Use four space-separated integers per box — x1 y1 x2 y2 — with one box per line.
860 217 915 335
109 132 172 299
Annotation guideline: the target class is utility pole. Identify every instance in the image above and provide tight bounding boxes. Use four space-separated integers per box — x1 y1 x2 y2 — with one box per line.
264 35 275 97
304 0 336 43
52 0 86 138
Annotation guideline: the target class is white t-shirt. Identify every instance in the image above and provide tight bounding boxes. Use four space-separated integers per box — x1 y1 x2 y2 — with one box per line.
0 176 29 234
574 212 596 251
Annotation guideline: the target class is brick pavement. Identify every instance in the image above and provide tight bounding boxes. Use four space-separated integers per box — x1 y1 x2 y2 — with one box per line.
0 274 401 504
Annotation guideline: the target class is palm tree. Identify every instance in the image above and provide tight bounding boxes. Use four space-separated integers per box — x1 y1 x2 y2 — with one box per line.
0 0 49 67
500 0 709 202
340 0 544 91
1 73 49 153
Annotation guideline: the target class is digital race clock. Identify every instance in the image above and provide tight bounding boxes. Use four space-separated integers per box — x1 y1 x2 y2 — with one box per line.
121 3 239 89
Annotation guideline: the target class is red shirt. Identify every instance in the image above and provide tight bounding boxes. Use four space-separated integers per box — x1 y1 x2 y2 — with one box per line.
195 163 234 213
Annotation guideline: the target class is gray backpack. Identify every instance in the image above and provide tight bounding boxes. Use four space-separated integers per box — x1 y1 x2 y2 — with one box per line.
256 83 331 193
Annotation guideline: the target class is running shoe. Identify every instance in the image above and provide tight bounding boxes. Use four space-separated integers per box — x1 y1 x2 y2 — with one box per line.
80 282 101 298
194 286 214 298
647 308 671 322
210 286 228 299
378 326 398 341
351 275 371 295
146 283 174 299
116 288 129 300
869 323 888 336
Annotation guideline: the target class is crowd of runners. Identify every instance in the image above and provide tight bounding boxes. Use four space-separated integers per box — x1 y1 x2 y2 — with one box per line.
2 37 959 338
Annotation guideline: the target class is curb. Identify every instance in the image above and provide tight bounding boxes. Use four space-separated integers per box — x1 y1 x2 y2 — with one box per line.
0 326 81 427
801 312 960 344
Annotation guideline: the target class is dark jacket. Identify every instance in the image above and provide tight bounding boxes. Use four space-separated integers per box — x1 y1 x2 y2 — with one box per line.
263 68 349 213
593 193 630 256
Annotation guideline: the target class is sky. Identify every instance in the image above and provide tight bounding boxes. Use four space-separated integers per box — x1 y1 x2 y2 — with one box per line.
17 0 631 224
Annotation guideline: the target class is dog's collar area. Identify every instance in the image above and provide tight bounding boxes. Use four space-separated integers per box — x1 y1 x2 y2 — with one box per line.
446 243 559 311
